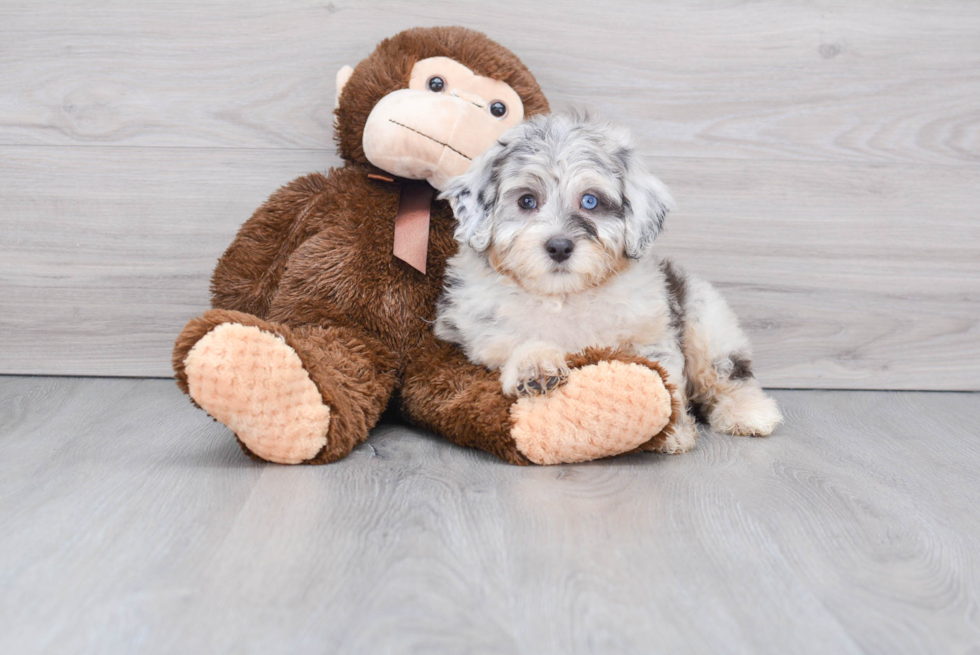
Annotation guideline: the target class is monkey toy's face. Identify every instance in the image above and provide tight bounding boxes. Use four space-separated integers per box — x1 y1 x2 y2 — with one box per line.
340 56 526 191
333 27 548 192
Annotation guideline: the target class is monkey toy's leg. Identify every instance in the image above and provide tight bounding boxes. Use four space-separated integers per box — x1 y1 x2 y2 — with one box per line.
399 335 681 465
173 309 398 464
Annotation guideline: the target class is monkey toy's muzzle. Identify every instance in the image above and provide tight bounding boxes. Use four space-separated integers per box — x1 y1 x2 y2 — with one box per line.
362 89 519 191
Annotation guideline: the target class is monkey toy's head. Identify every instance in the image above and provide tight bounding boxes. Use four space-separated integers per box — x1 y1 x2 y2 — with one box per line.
334 27 550 191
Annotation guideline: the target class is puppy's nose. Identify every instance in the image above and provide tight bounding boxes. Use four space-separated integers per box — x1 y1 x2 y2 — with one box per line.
545 237 575 263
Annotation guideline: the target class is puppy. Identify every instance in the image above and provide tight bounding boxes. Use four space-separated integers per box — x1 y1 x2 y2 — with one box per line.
434 112 782 453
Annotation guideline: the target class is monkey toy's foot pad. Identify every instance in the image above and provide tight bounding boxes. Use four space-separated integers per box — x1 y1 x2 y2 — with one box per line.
509 360 672 465
183 323 331 464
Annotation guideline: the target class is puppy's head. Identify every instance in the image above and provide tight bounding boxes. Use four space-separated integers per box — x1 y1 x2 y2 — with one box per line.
440 111 674 295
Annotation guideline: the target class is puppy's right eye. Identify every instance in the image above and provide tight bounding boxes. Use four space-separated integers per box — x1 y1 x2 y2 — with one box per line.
427 76 445 92
518 194 537 210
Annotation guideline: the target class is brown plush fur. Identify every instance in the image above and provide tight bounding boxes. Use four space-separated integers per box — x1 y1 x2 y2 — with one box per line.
173 27 679 464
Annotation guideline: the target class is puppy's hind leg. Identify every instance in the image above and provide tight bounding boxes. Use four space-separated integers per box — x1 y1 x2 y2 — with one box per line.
678 273 783 437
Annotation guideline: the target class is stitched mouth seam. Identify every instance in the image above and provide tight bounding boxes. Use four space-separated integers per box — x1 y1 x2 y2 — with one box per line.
388 119 472 161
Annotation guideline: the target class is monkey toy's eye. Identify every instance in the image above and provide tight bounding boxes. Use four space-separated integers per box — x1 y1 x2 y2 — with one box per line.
581 194 598 210
489 101 507 118
427 76 445 92
518 194 537 210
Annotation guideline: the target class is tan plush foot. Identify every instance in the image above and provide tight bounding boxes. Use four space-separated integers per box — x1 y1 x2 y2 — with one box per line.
183 323 331 464
509 360 672 465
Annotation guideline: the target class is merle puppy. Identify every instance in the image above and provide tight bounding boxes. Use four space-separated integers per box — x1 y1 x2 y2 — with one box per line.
435 112 781 453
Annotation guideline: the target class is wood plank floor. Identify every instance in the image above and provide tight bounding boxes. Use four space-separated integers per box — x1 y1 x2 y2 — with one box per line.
1 377 979 654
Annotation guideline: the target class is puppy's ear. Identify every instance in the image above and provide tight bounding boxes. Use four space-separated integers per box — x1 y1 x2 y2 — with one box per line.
438 140 506 253
621 154 675 259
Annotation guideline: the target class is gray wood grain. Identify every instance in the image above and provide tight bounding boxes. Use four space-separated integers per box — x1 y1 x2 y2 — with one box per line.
2 146 978 387
2 376 980 654
2 1 977 166
1 0 978 387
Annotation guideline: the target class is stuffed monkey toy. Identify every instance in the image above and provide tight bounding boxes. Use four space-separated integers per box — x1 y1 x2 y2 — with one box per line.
173 27 679 466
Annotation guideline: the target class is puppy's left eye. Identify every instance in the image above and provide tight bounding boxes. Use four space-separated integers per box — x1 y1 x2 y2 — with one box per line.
581 194 598 210
489 101 507 118
518 194 537 210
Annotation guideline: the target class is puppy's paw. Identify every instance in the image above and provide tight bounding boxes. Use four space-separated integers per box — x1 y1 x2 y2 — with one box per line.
708 384 783 437
644 404 698 454
501 343 570 398
516 370 569 397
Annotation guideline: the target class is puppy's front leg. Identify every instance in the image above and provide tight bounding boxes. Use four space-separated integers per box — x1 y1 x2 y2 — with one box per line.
639 342 698 454
500 341 570 398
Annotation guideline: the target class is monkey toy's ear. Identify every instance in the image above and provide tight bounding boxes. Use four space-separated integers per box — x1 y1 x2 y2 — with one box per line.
335 65 354 109
622 156 675 260
438 139 506 253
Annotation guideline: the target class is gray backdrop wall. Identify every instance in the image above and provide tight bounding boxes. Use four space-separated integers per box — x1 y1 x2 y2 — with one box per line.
1 1 978 389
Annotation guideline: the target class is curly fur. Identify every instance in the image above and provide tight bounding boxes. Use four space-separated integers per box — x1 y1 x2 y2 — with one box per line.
436 112 782 451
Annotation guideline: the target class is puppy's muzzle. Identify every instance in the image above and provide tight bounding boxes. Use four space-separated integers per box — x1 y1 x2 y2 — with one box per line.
545 237 575 263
